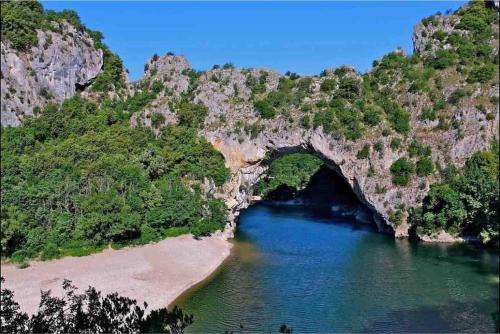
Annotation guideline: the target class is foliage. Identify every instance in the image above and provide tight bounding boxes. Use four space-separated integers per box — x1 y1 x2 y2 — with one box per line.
408 140 431 158
320 79 336 92
256 153 323 197
0 96 229 260
390 158 415 186
390 137 402 150
0 1 45 50
467 64 496 83
416 157 434 176
449 88 467 105
175 101 208 128
0 277 193 333
254 99 276 119
313 108 336 134
356 144 370 159
413 142 499 244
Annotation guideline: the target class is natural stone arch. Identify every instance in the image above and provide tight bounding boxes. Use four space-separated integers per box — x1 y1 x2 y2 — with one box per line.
206 127 409 238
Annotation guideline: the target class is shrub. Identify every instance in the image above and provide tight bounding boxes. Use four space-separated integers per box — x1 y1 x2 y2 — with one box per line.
176 101 208 128
389 107 410 134
427 49 456 69
151 112 166 128
449 88 466 105
432 30 447 42
335 77 361 99
320 79 336 92
313 109 336 133
467 64 496 83
356 144 370 159
390 158 415 186
408 140 431 157
420 107 437 121
362 105 381 126
416 157 434 176
300 115 311 129
1 1 45 50
254 99 276 119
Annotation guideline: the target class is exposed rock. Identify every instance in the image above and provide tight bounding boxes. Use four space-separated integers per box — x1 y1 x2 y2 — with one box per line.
1 22 103 126
419 230 464 243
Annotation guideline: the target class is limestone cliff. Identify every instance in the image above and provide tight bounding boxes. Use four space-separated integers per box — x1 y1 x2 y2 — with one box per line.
1 22 103 126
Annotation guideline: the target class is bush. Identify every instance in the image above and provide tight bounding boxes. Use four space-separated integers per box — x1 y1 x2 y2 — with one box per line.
467 64 496 83
413 142 499 245
356 144 370 159
254 99 276 119
300 115 311 129
449 88 466 105
151 112 166 128
313 109 336 133
176 101 208 128
416 157 434 176
390 137 402 150
389 107 410 134
320 79 336 92
419 107 437 121
362 105 381 126
390 158 415 186
427 49 456 69
408 140 431 157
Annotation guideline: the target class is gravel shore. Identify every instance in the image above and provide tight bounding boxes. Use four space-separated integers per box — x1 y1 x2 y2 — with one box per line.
1 233 233 315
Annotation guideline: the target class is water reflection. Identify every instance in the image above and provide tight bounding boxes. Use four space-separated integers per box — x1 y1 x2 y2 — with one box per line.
176 204 499 333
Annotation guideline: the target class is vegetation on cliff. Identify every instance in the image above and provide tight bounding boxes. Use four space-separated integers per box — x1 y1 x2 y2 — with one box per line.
412 141 499 245
1 94 229 262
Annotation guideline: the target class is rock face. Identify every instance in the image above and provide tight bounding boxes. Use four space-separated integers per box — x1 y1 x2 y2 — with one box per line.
1 22 103 126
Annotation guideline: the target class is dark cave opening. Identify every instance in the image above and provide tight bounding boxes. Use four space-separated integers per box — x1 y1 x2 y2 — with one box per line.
261 163 377 228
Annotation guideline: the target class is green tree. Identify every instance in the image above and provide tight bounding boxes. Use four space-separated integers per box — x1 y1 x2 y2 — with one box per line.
390 158 415 186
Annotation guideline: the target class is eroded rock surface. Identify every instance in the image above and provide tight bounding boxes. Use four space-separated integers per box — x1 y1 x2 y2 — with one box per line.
1 22 103 126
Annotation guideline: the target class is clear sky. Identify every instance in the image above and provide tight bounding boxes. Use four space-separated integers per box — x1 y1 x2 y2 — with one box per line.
42 1 465 81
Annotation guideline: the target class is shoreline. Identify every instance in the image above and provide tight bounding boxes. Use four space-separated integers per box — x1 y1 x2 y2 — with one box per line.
0 231 233 315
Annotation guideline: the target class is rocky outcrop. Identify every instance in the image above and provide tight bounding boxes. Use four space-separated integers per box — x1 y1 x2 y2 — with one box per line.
1 22 103 126
412 13 461 55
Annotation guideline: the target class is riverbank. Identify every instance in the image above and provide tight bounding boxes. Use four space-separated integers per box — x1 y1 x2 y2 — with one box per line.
0 232 233 315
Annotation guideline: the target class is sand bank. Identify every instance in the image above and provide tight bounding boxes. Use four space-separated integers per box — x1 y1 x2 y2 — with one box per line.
1 233 232 315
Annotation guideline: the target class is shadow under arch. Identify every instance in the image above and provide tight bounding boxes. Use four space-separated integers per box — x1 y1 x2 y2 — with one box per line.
248 144 392 234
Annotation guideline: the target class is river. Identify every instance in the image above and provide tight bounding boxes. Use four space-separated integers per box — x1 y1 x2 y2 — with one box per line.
175 171 499 333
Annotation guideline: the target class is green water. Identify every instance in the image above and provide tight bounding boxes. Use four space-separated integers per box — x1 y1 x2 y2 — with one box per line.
176 203 499 333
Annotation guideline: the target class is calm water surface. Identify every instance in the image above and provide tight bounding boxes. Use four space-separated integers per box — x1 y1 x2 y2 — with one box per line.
176 204 499 333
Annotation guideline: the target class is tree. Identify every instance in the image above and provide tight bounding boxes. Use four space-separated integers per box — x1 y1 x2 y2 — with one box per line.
416 157 434 176
0 277 193 333
390 158 415 186
254 100 276 119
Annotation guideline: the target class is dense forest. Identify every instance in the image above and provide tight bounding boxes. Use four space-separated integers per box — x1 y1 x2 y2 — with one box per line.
0 93 230 263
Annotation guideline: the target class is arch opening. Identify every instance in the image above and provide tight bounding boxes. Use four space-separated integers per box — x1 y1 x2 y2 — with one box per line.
248 148 390 232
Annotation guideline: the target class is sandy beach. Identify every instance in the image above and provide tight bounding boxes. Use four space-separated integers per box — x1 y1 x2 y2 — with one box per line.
1 233 233 315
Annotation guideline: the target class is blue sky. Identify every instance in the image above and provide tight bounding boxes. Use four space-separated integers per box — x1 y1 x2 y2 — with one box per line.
43 1 465 81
